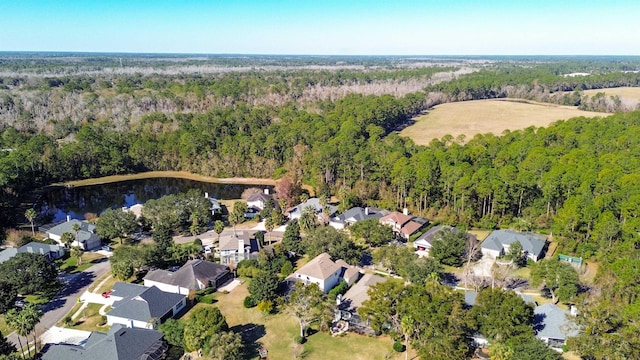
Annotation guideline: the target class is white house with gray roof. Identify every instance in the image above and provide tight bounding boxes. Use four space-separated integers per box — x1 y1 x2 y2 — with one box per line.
288 198 338 220
329 207 386 230
106 282 186 329
0 242 65 263
289 253 361 293
44 218 102 250
144 259 232 295
481 230 547 262
41 324 167 360
534 303 580 350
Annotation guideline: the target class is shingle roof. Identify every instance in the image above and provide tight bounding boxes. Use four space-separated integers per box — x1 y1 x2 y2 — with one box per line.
46 219 96 236
335 259 360 280
144 260 229 290
334 207 384 224
247 193 272 203
481 230 547 258
379 212 413 226
295 253 342 280
218 231 256 251
40 324 166 360
534 303 580 341
341 274 387 311
0 248 17 263
107 283 185 323
0 242 65 263
289 198 338 217
400 221 424 236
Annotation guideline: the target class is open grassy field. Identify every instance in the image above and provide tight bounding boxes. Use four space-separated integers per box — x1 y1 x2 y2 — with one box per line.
401 99 608 145
582 87 640 100
209 283 415 360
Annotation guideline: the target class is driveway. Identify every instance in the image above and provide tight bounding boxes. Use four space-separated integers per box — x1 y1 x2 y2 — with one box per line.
7 259 111 348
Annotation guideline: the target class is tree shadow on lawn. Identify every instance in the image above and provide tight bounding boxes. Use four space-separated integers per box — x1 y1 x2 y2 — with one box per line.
231 323 266 359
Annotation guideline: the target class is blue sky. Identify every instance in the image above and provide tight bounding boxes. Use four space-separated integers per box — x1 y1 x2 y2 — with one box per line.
1 0 639 55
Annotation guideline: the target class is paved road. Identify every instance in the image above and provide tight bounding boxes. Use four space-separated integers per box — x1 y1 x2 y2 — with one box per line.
8 259 111 348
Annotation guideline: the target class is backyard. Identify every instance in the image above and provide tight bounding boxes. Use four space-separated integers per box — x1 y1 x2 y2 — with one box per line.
201 283 416 360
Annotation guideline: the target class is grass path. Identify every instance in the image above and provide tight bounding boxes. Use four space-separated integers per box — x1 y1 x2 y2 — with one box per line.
51 171 278 188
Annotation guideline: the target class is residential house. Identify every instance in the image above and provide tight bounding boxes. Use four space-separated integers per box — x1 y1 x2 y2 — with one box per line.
122 203 144 219
40 324 167 360
106 282 186 329
289 253 361 293
246 189 274 211
481 230 547 262
413 225 478 257
218 230 258 265
204 192 222 215
379 210 426 240
329 207 387 230
337 273 387 335
464 290 537 348
43 217 102 250
0 242 65 263
288 198 338 221
534 303 580 350
144 259 233 295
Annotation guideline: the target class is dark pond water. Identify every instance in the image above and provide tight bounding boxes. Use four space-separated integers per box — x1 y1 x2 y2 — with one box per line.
38 177 273 223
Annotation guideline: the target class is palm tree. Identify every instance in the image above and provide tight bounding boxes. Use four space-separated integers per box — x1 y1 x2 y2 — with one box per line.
60 232 74 248
71 222 81 243
22 303 43 358
213 220 225 244
24 209 37 236
71 246 84 266
6 309 28 360
400 315 415 360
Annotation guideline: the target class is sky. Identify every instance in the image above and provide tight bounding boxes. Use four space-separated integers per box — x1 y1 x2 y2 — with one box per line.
1 0 639 55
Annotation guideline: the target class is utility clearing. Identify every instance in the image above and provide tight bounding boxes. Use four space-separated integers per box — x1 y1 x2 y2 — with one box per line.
401 99 608 145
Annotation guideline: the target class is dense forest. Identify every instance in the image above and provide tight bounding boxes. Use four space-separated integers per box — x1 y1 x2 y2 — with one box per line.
1 54 640 358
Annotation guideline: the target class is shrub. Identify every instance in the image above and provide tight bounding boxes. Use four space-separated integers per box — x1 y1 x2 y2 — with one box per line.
243 295 258 308
193 238 202 247
294 335 306 344
257 300 274 314
393 341 406 352
328 280 349 300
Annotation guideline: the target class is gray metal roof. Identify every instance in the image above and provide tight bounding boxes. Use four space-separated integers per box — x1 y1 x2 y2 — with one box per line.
481 230 546 258
534 303 580 341
41 324 166 360
107 283 185 323
144 260 229 290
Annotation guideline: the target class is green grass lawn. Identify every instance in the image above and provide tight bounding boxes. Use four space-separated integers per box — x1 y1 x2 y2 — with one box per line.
57 252 105 273
197 282 416 360
0 316 10 334
69 303 107 332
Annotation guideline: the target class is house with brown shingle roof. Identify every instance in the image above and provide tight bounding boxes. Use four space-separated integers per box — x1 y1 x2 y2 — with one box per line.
379 210 426 240
290 253 361 293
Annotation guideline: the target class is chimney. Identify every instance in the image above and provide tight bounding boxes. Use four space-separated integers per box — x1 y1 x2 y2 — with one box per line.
66 215 71 222
403 208 408 216
264 188 269 195
365 207 369 215
238 239 245 255
204 192 209 199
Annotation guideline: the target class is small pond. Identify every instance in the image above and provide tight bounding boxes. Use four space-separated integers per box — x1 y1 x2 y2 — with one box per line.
38 177 273 223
